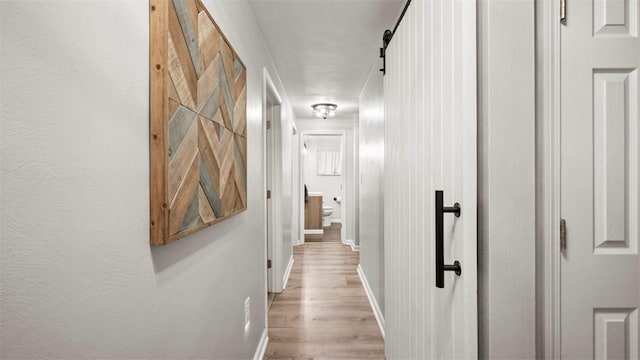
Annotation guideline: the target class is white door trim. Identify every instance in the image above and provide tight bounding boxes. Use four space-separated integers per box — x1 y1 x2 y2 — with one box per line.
298 131 305 246
291 123 301 246
263 68 285 296
536 0 561 357
298 130 348 245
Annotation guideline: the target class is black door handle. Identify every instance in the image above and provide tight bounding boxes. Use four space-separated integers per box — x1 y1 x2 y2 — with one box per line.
435 190 462 288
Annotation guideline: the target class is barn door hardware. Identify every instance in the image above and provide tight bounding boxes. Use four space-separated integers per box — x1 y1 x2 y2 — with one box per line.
379 0 413 74
379 30 393 74
435 190 461 288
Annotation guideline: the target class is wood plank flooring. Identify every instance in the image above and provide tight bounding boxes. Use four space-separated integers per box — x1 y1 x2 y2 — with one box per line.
305 223 341 243
265 242 384 359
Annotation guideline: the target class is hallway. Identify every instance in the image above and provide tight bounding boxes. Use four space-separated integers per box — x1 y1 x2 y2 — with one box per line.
3 0 638 358
265 243 384 359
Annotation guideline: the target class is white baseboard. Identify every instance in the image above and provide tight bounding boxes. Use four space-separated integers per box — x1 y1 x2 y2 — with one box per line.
282 256 294 290
253 328 269 360
330 219 342 224
304 229 323 235
345 239 360 252
357 264 385 339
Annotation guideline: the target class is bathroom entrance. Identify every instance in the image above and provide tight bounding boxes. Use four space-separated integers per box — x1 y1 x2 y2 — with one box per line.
301 132 346 243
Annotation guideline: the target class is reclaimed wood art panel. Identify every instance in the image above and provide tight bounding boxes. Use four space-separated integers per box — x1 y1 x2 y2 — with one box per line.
150 0 247 245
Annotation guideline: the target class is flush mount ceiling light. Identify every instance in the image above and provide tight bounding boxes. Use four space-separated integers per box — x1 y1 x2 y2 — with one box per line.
311 103 338 119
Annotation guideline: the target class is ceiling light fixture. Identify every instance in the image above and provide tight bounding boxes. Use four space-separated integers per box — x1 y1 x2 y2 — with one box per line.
311 103 338 119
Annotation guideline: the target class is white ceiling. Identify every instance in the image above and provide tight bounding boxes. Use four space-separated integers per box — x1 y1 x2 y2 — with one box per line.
249 0 404 121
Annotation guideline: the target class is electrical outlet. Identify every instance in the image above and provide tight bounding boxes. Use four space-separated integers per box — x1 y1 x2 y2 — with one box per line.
244 297 251 331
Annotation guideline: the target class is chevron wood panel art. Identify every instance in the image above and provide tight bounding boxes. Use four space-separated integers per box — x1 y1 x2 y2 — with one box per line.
150 0 247 245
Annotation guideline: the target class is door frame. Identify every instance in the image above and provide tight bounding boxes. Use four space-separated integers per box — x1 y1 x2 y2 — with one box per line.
263 68 285 296
291 123 300 246
536 0 561 357
298 130 348 245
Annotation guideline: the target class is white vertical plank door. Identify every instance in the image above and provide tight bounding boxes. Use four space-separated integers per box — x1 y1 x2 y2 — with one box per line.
383 0 477 358
561 0 640 358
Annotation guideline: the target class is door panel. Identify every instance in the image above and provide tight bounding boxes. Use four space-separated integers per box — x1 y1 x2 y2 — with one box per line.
561 0 640 358
266 103 273 292
593 70 638 255
383 0 477 358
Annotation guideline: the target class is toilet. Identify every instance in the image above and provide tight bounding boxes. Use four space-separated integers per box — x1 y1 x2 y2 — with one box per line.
322 206 333 227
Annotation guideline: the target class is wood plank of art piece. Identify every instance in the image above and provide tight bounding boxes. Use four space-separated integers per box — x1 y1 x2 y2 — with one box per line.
150 0 247 245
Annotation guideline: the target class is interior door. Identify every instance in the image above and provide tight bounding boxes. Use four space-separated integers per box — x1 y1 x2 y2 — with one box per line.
561 0 640 358
383 0 477 358
266 102 273 293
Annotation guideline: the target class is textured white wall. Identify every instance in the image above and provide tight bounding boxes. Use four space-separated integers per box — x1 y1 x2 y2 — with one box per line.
478 0 536 358
0 0 292 358
358 59 385 314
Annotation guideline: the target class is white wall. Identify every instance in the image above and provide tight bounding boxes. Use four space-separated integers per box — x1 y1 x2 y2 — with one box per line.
298 120 358 244
303 137 343 221
358 59 385 314
478 0 537 358
0 0 293 358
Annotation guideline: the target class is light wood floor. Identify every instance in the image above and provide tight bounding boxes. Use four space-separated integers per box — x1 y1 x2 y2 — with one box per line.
305 223 341 242
265 242 384 359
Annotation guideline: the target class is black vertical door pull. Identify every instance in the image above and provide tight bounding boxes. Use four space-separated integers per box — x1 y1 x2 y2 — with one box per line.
435 190 462 288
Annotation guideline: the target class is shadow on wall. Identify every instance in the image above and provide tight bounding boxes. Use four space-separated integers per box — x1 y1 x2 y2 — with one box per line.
150 213 246 276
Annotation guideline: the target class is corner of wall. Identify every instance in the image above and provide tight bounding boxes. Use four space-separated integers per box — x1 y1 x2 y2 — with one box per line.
477 0 537 358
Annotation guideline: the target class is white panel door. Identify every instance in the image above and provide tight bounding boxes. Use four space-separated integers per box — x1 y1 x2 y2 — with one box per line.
266 103 274 292
383 0 477 358
561 0 640 358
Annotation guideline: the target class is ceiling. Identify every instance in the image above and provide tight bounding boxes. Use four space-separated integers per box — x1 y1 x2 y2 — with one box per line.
249 0 404 121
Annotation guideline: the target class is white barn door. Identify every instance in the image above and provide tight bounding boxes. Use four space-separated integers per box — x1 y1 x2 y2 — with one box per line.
383 0 477 358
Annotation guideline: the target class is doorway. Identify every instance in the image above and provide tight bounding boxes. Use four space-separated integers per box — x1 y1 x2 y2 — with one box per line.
300 131 347 244
263 69 283 311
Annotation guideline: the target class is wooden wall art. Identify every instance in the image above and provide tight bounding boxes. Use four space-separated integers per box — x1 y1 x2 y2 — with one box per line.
150 0 247 245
